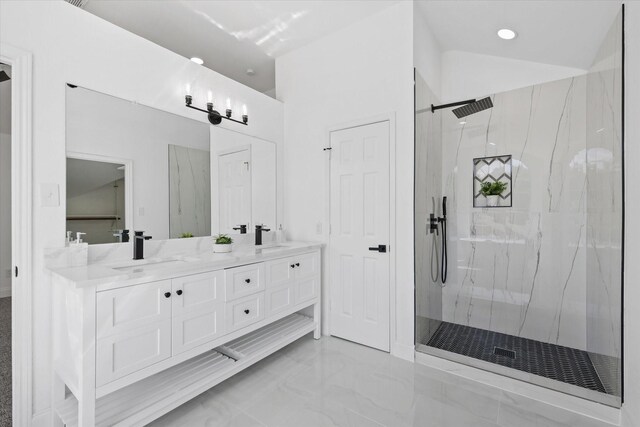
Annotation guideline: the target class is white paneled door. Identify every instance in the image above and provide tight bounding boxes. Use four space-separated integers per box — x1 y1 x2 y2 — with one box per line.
218 148 251 234
330 121 390 351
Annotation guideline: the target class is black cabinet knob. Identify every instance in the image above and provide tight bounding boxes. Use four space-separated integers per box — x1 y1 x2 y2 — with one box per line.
296 263 300 267
164 292 171 298
290 264 295 268
176 290 183 295
244 309 250 314
245 278 251 284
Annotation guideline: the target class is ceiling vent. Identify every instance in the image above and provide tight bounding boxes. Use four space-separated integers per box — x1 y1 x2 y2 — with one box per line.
64 0 89 8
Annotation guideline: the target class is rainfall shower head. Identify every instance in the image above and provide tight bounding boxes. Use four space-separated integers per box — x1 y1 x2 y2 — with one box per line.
452 97 493 118
430 96 494 118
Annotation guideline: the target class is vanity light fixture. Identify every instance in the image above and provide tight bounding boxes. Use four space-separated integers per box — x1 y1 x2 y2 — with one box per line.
185 94 248 125
190 57 204 65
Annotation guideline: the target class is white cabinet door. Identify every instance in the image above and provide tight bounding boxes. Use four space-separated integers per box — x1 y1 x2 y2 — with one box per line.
295 276 319 305
292 252 320 280
329 121 391 352
172 271 226 355
96 281 172 386
265 256 295 289
265 284 294 317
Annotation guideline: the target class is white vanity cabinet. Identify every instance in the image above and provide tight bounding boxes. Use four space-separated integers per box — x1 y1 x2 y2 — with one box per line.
52 245 321 427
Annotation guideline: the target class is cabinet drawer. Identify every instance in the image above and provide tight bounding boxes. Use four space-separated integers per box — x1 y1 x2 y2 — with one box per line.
225 263 265 300
97 280 172 339
96 319 171 387
293 252 320 279
226 293 265 332
265 284 294 317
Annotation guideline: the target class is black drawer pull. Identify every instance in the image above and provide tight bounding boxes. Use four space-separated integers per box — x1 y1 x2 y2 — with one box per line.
176 290 183 295
295 263 300 267
164 292 171 298
245 278 251 284
290 264 296 268
244 309 250 314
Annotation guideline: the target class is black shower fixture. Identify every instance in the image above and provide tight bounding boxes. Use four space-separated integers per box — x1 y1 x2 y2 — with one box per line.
185 94 248 126
431 96 494 118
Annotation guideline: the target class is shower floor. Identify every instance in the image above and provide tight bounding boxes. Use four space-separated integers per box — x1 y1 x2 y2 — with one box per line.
424 321 612 395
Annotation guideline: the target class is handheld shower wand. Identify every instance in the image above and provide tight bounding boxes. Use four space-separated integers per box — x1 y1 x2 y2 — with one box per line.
440 197 448 284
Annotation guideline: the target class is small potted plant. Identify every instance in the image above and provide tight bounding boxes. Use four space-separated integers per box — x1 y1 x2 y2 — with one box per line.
480 181 508 207
180 232 194 238
213 234 233 253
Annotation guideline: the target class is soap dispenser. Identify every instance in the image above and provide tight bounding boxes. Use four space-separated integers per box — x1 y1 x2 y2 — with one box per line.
65 231 74 246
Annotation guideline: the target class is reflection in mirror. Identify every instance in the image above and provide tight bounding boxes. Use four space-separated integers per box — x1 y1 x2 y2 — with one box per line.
66 157 127 245
169 144 211 238
211 127 276 235
66 85 210 244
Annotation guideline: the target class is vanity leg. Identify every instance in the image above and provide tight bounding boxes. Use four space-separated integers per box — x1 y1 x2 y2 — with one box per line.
51 372 65 427
78 394 96 427
313 302 321 339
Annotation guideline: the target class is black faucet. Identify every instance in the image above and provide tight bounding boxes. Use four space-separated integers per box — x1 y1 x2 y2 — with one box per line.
133 231 152 260
255 225 270 245
113 229 130 243
233 224 248 234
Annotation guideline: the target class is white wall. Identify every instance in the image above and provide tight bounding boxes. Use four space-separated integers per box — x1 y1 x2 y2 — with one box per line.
441 50 587 103
0 0 283 422
623 3 640 426
276 1 416 358
414 3 442 99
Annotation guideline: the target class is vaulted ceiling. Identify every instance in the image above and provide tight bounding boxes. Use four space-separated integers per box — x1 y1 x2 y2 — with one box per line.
82 0 400 95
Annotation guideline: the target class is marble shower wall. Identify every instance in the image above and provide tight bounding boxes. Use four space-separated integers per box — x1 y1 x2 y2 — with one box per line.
415 71 443 344
586 10 623 397
441 76 589 350
169 144 212 238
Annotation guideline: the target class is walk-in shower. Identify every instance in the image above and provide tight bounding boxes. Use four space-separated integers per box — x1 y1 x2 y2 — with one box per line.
414 9 623 407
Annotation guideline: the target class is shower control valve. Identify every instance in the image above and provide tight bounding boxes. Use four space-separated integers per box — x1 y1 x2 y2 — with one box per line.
428 214 439 235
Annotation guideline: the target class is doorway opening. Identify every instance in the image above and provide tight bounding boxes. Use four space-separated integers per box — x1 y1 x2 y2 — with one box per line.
0 61 12 425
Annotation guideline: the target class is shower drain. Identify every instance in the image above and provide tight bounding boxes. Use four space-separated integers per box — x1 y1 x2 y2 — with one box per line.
494 347 516 359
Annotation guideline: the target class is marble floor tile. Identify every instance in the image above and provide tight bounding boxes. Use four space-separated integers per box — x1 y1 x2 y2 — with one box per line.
149 336 616 427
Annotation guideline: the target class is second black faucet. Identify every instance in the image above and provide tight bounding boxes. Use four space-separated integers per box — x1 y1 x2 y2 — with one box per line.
255 225 270 245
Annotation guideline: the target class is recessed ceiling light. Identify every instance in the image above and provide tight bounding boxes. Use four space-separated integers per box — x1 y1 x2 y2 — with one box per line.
497 29 517 40
246 68 256 76
459 121 467 125
190 57 204 65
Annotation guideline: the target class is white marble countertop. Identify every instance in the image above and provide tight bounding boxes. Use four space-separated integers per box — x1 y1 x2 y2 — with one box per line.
49 241 323 289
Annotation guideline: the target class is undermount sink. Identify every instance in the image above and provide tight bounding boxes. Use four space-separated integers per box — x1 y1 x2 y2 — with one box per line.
110 256 198 273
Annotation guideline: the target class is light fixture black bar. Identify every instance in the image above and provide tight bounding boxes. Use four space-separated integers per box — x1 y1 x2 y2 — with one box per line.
184 97 248 125
431 99 476 113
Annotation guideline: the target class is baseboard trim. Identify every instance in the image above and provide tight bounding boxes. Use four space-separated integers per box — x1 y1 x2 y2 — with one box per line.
0 288 12 298
391 342 414 361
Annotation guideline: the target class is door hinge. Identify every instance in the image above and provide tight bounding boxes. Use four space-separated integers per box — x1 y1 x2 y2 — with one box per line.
14 266 18 278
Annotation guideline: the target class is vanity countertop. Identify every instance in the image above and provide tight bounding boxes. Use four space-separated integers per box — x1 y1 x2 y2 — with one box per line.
49 241 323 289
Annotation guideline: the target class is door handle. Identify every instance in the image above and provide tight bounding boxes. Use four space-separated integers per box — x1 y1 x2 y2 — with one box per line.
368 245 387 253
